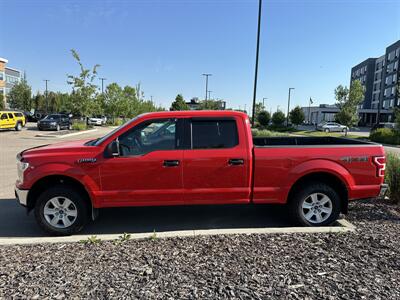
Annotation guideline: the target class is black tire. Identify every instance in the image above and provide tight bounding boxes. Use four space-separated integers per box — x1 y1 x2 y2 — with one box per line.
324 128 330 133
15 122 22 131
288 182 341 226
34 185 89 236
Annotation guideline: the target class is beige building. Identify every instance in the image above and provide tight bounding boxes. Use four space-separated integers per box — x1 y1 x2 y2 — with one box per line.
0 57 22 108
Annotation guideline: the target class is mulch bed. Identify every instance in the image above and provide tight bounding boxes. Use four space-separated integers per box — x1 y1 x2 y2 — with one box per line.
0 199 399 299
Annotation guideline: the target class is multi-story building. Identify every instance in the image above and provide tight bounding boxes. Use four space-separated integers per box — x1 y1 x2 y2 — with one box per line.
0 57 22 108
350 40 400 125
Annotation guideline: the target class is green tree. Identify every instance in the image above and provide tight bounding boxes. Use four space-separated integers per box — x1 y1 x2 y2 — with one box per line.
257 111 271 127
67 49 100 117
334 80 364 135
289 106 305 127
170 94 189 111
0 94 4 110
271 110 286 127
7 77 32 111
254 102 265 117
32 92 46 111
199 99 222 110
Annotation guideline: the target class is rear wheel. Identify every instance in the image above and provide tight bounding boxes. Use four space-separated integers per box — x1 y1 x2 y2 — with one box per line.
289 182 341 226
34 185 89 235
15 122 22 131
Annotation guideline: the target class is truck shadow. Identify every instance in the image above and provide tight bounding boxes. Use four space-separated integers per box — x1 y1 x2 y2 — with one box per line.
0 198 293 238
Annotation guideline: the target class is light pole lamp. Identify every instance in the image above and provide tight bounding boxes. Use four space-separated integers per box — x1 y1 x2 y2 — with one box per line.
262 97 267 109
44 79 50 113
287 88 295 127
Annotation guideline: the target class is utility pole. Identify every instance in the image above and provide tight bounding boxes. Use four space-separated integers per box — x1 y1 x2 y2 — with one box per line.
44 79 50 113
99 77 106 94
202 74 212 101
251 0 263 127
208 90 212 100
308 97 312 124
286 87 295 127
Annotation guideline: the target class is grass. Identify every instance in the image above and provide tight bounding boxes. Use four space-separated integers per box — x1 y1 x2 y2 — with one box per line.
71 121 88 131
251 129 289 137
294 130 365 139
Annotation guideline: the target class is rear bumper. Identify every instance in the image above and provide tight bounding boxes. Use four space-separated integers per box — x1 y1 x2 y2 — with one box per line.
349 184 388 200
15 188 29 206
379 184 389 198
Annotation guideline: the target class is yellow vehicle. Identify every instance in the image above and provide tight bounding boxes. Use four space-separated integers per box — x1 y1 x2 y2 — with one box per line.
0 111 26 131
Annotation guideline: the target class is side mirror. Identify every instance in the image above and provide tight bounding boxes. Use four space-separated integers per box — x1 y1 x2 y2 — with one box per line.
105 140 120 158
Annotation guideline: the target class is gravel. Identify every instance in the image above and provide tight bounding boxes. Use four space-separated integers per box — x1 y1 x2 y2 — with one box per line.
0 199 399 299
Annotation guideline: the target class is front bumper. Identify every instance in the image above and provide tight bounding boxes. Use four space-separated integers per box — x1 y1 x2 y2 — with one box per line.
379 184 389 198
15 188 29 206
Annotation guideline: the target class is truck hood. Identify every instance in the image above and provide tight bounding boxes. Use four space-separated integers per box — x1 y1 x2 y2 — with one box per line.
21 139 98 158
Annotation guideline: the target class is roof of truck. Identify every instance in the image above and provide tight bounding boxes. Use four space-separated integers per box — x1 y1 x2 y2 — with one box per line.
141 110 249 118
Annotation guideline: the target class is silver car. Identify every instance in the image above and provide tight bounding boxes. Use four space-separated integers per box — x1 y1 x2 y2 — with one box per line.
317 122 349 133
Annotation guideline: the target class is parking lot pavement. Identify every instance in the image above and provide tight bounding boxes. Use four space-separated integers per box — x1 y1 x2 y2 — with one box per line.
0 123 112 199
0 199 293 238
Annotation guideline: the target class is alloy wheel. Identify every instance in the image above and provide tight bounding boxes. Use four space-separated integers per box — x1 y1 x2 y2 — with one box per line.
301 193 333 224
43 197 78 229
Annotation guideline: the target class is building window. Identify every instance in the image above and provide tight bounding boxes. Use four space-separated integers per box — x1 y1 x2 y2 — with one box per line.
388 50 395 61
392 86 396 96
387 63 394 73
396 48 400 58
395 61 398 71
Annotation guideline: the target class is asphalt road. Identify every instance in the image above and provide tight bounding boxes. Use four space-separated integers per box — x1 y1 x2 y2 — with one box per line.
0 199 291 238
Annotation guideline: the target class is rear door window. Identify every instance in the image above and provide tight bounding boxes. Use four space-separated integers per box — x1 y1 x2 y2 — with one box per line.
8 113 14 119
191 119 238 149
1 113 8 120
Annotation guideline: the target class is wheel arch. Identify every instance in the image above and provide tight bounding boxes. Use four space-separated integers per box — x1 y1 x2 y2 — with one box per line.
287 172 349 214
27 175 92 213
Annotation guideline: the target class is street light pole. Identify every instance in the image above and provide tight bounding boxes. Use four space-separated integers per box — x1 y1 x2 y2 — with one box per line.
208 90 212 100
44 79 50 113
202 74 212 101
99 77 107 94
262 97 267 109
286 87 295 127
251 0 263 127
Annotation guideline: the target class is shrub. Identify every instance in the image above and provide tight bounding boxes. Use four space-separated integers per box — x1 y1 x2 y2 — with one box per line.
271 111 286 127
251 129 288 137
369 128 400 145
72 121 87 131
107 118 126 126
385 153 400 204
257 111 271 127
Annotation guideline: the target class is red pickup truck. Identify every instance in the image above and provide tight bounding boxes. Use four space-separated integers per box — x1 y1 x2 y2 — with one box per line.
15 111 387 235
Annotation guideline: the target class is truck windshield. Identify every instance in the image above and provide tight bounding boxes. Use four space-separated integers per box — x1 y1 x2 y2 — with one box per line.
91 115 143 146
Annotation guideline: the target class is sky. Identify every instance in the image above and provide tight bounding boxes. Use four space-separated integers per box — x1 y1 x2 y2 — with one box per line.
1 0 400 112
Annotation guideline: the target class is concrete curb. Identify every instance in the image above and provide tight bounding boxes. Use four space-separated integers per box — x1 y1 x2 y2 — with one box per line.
0 219 355 246
35 129 98 139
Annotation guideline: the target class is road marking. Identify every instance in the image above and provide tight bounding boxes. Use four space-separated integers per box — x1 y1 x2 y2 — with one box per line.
35 129 98 139
0 219 355 246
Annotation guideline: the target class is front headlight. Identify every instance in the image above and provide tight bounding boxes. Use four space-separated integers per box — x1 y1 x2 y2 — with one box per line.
17 160 29 184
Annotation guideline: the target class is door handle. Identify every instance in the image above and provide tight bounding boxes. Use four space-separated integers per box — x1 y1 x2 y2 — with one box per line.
228 158 244 166
163 160 180 167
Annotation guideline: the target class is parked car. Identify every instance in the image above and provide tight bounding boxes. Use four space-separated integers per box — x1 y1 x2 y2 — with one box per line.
15 111 387 235
37 114 72 131
0 111 26 131
87 115 107 126
371 122 396 131
317 122 349 132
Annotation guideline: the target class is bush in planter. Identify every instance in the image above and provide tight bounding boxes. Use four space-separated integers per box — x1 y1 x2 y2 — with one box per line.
385 153 400 204
369 128 400 145
72 121 87 131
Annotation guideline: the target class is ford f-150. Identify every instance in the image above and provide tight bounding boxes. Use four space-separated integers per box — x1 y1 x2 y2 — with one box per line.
15 111 387 235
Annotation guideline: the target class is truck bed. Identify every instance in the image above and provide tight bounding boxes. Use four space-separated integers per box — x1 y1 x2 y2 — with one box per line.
253 136 374 147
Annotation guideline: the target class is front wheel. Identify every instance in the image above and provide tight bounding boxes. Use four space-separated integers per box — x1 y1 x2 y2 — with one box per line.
34 185 89 235
324 128 330 133
15 122 22 131
289 182 341 226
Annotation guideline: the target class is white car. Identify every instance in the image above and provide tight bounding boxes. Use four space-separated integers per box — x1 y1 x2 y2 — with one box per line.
317 122 349 133
87 116 107 126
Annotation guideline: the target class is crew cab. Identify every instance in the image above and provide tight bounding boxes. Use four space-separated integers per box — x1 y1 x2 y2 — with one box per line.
15 111 387 235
